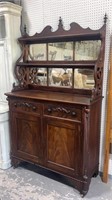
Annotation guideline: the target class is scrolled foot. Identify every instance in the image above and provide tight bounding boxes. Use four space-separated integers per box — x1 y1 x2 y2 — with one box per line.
93 169 99 178
80 190 88 198
11 157 21 168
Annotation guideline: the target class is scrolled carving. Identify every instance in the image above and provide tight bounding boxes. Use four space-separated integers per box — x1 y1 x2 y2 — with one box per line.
14 65 40 90
13 101 37 112
29 68 39 85
91 65 103 100
47 106 77 118
96 67 103 91
15 66 27 87
52 107 71 114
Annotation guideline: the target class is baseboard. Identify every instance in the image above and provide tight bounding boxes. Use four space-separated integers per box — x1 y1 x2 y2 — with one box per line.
99 171 112 179
0 159 11 169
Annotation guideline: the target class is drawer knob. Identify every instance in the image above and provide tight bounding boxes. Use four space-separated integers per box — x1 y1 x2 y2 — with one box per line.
48 108 52 113
14 103 17 107
83 175 88 180
71 111 76 116
32 106 36 111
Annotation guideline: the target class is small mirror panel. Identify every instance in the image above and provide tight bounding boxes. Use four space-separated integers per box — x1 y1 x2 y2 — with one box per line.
74 68 94 89
29 44 47 60
75 40 101 60
48 42 73 61
49 68 72 87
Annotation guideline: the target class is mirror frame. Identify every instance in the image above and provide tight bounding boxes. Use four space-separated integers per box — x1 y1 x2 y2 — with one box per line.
14 16 106 98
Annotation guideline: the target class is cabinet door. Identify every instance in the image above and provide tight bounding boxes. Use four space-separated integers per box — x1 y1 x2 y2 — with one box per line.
11 112 42 164
43 117 83 178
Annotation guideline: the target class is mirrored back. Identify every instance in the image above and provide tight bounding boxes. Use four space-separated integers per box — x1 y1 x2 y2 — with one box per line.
29 40 101 61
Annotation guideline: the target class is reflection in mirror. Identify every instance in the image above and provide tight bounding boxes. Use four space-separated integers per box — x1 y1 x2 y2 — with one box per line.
74 68 94 89
29 44 46 60
49 68 72 87
75 40 101 60
37 68 47 85
48 42 73 61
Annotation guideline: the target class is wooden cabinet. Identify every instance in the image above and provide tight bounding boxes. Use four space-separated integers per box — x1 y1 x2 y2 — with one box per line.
11 112 42 163
43 105 82 177
9 99 42 165
6 16 107 196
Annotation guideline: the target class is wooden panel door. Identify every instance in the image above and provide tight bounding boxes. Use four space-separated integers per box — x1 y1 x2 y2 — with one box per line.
11 111 42 164
43 117 83 178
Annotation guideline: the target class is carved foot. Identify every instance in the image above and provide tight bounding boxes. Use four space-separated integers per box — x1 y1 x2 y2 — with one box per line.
79 181 90 197
80 190 88 198
11 157 21 168
93 169 99 178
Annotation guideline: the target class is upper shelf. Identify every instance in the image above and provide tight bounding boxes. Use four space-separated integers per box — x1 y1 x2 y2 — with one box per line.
16 16 106 64
18 16 107 44
14 16 107 99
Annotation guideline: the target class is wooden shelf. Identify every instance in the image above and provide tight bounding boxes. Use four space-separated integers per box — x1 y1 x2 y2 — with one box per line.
16 60 96 68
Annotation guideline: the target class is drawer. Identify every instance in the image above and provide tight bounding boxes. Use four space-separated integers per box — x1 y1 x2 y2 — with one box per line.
9 99 42 115
44 104 82 121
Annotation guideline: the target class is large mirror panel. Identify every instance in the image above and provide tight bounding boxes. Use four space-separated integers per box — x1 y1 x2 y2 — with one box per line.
49 68 72 87
74 68 95 89
29 44 47 60
75 40 101 60
48 42 73 61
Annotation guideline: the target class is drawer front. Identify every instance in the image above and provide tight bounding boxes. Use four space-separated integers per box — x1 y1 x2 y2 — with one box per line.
44 104 82 121
9 99 42 115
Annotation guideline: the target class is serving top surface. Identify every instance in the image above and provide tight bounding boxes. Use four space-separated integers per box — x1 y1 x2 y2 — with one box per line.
5 90 98 105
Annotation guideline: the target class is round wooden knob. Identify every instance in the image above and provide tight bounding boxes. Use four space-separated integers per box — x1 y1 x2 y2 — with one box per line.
71 111 76 116
48 108 52 113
